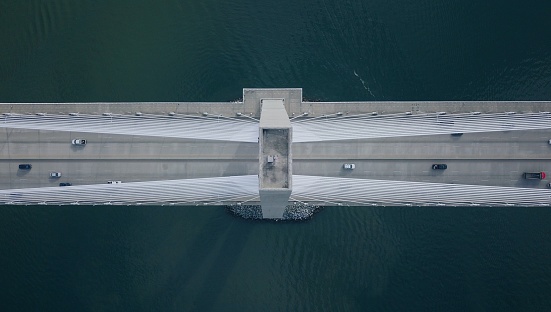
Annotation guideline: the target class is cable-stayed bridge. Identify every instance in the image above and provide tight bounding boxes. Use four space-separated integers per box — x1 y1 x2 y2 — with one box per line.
1 88 550 219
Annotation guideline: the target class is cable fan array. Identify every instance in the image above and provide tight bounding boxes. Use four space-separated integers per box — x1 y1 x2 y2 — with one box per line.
292 175 551 206
1 113 259 143
292 112 551 142
0 175 259 205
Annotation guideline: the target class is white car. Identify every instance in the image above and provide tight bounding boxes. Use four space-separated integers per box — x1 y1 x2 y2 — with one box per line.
107 181 122 184
343 164 356 170
72 139 87 145
50 172 62 178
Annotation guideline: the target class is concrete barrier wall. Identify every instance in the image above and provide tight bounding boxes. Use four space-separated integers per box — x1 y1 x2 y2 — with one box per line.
4 100 551 119
0 102 245 117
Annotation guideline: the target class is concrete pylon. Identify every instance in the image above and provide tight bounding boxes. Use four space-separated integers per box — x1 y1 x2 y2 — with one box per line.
258 98 292 219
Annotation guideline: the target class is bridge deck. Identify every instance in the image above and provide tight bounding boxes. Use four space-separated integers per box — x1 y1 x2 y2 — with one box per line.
1 88 550 210
1 128 549 191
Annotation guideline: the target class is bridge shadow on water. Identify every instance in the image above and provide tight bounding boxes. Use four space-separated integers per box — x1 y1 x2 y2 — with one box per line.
151 206 320 310
150 208 258 311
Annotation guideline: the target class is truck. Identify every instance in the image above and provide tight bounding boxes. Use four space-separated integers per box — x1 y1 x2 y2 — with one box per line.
523 172 546 180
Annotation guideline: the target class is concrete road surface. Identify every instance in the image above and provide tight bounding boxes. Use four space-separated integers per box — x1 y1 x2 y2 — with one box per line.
1 127 550 190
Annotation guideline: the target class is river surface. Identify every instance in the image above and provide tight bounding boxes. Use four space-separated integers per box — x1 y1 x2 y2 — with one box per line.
1 1 551 311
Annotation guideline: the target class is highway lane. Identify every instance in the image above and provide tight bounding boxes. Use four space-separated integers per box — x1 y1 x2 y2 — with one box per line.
1 128 259 159
292 159 550 187
0 159 258 189
293 130 551 159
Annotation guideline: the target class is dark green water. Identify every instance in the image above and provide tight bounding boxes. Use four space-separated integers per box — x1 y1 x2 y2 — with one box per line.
1 1 551 311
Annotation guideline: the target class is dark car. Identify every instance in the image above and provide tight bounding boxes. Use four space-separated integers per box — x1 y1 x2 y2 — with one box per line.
59 182 72 186
451 133 463 136
18 164 32 170
432 164 447 170
71 139 87 145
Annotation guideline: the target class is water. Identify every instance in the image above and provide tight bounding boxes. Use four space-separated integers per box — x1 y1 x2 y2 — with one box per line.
1 0 551 310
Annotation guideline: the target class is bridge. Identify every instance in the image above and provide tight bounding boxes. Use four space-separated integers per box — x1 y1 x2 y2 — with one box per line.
1 88 551 219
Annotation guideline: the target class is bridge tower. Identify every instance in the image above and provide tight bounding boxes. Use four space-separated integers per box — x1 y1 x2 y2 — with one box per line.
258 98 292 218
